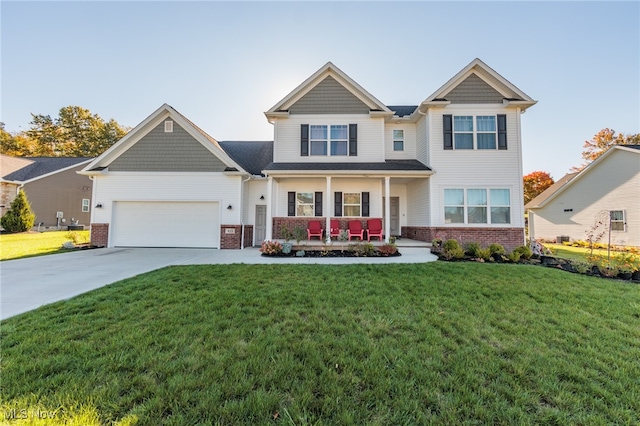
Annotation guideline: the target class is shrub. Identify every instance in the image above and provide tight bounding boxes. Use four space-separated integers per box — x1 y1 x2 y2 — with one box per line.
260 240 283 255
442 239 465 260
464 242 481 257
477 247 492 262
348 242 376 257
506 251 522 263
512 245 532 260
1 190 35 233
571 261 591 274
488 243 506 255
378 243 398 256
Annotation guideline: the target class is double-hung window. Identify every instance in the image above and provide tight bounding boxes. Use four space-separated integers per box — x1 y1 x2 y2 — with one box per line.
82 199 90 213
296 192 314 216
393 129 404 151
343 193 361 217
453 115 497 150
330 125 348 156
610 210 626 231
444 188 511 224
310 125 328 156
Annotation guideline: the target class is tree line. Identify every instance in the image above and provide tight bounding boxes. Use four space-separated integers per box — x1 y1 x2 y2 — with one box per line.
1 106 129 157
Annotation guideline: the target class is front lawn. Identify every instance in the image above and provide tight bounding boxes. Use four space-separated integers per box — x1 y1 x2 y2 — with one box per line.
2 263 639 425
0 230 90 261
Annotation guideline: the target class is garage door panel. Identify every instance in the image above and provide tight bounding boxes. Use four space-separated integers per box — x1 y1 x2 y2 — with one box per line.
112 201 219 248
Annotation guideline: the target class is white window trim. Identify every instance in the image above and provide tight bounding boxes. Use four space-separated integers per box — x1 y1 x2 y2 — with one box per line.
393 129 404 151
308 124 349 156
296 192 315 217
610 210 626 232
453 115 497 150
342 192 361 217
443 188 511 225
164 120 173 133
82 198 90 213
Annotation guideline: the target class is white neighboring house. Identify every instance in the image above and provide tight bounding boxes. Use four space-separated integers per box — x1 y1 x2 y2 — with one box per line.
81 59 536 249
526 145 640 247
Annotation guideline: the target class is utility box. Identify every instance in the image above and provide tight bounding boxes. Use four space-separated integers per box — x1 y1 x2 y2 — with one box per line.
556 235 570 244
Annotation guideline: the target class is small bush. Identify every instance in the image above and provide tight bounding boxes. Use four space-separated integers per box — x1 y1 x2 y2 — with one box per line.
506 251 522 263
378 243 398 256
348 242 376 257
488 243 506 255
442 239 465 260
571 261 591 274
477 247 492 261
512 245 532 260
260 240 283 255
464 242 481 257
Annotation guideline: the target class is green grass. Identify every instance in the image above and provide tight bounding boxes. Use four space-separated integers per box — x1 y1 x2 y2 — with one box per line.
0 230 90 261
2 263 639 425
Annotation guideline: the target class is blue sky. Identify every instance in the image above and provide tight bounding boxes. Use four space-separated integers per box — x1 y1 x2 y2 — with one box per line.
2 1 638 179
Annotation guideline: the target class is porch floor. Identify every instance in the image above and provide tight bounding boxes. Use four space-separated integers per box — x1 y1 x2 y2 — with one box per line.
269 237 430 249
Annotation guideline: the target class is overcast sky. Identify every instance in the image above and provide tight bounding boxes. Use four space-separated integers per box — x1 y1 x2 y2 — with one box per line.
2 1 638 179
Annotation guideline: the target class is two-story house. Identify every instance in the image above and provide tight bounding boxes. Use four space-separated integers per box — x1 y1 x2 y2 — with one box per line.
81 59 536 250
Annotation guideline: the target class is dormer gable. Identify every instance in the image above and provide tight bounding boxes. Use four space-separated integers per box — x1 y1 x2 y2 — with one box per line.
420 58 537 112
80 104 246 174
265 62 393 120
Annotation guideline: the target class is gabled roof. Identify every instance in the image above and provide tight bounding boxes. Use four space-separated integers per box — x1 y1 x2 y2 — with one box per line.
420 58 537 112
265 62 393 120
80 104 246 175
218 141 273 176
1 155 92 183
526 144 640 209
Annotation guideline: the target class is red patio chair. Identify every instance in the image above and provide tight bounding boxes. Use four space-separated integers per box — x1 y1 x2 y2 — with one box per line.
347 220 365 241
307 220 323 240
330 219 341 239
367 218 383 242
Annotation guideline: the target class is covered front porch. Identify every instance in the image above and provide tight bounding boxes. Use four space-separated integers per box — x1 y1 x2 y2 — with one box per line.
262 165 433 244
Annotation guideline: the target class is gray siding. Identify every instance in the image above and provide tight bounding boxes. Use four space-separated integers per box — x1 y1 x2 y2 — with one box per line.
289 76 370 114
444 74 506 104
23 164 93 226
109 122 228 172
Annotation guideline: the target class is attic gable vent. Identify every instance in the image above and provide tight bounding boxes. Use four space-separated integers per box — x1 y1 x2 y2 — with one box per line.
164 120 173 133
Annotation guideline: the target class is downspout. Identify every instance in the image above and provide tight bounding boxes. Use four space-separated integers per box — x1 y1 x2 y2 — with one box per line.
240 175 252 249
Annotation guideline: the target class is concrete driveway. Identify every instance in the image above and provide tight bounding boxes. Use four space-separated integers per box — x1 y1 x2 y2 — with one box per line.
1 246 436 320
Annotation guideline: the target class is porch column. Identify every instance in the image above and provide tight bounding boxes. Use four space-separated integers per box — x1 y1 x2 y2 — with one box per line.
266 176 274 240
325 176 332 243
384 176 391 243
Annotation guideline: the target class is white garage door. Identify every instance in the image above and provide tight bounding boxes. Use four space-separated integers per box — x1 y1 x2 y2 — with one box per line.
112 201 219 248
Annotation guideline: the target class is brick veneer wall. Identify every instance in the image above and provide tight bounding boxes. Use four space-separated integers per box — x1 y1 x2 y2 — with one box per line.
220 225 242 249
272 217 380 239
403 226 525 251
90 223 109 247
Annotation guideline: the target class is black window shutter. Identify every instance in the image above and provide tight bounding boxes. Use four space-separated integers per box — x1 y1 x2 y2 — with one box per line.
349 124 357 156
497 114 507 150
362 192 370 217
314 192 323 217
301 124 309 156
443 115 453 150
334 192 342 217
288 192 296 216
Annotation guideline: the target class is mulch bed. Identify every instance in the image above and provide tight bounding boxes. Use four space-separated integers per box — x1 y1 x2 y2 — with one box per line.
262 249 401 258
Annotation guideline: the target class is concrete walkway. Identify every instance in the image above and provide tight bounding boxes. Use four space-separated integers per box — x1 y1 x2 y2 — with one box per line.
0 246 437 320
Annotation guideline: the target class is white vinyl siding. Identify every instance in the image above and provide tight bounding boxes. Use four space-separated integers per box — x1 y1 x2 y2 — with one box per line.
385 124 417 160
530 149 640 246
428 106 523 227
273 115 384 162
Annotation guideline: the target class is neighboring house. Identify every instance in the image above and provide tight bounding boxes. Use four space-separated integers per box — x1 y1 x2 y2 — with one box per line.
526 145 640 247
81 58 536 249
0 155 93 229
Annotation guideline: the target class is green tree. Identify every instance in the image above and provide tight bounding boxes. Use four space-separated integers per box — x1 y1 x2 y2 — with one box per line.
574 128 640 171
26 106 128 157
523 171 554 204
1 190 35 233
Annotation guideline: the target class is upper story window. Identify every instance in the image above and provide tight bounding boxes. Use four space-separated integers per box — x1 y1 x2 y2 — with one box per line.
82 199 90 213
444 188 511 224
393 129 404 151
444 114 507 150
301 124 357 157
454 116 496 149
